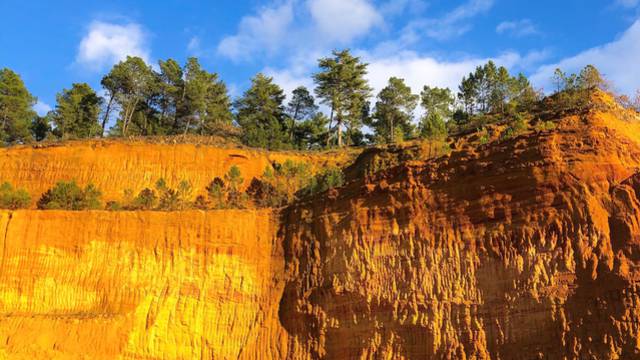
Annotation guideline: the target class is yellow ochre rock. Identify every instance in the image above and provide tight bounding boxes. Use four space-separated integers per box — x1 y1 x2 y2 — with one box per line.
1 97 640 358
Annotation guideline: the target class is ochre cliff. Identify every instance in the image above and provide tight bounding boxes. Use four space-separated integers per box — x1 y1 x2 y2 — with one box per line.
0 140 351 202
280 106 640 359
2 97 640 359
0 210 289 359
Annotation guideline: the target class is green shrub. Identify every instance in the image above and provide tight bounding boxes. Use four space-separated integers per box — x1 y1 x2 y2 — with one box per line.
0 182 31 209
129 188 158 210
501 113 528 140
105 201 123 211
37 180 102 210
259 160 313 206
535 120 557 131
206 177 226 209
246 178 279 208
155 179 193 211
304 166 345 196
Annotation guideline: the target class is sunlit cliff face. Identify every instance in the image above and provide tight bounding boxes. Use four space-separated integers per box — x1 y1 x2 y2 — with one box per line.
1 92 640 359
0 210 284 359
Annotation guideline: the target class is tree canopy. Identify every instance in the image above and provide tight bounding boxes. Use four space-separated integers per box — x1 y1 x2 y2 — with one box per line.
235 73 288 150
52 83 102 138
0 68 36 143
314 49 372 147
368 77 418 143
2 54 625 151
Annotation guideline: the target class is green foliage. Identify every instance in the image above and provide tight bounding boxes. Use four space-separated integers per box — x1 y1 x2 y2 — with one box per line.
0 182 31 209
129 188 158 210
577 65 606 90
101 57 233 137
103 56 156 136
304 167 345 195
0 68 36 143
286 86 327 149
204 166 248 209
314 49 372 147
31 112 52 141
420 113 448 140
457 61 539 116
369 77 418 144
421 86 454 123
224 166 248 208
52 83 102 138
259 160 313 206
535 121 557 131
37 180 102 210
501 114 528 140
205 177 225 209
292 112 329 150
154 178 193 210
180 58 233 135
549 65 605 113
234 73 289 150
478 128 490 145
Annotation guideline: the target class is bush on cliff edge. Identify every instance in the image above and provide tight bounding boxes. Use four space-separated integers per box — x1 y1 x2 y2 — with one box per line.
0 182 31 209
37 180 102 210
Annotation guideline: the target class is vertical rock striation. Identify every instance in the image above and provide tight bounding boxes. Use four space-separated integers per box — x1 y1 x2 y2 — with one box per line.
1 101 640 358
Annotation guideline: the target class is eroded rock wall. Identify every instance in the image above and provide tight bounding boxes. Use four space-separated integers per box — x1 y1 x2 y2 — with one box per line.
1 106 640 359
279 111 640 359
0 210 289 359
0 140 344 202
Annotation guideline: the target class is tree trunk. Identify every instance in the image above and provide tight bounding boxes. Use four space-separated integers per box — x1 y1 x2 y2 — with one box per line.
123 98 139 136
100 95 114 137
183 116 191 136
326 106 334 147
390 116 394 143
337 119 343 147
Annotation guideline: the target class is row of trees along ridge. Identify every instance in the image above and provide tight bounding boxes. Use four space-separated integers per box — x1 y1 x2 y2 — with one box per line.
2 50 637 149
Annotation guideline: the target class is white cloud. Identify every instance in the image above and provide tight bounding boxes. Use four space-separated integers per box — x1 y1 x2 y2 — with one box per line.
531 20 640 94
307 0 382 43
364 51 534 97
33 100 52 116
617 0 639 8
187 36 201 54
75 21 150 71
400 0 494 42
217 2 294 60
496 19 539 37
217 0 384 61
265 67 316 101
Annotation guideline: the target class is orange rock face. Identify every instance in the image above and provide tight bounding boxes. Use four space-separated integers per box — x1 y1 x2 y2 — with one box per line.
0 140 348 202
0 210 290 359
1 100 640 359
280 107 640 359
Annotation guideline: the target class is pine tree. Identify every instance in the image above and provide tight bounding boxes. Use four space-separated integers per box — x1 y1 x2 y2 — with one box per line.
293 112 329 150
577 65 605 90
235 73 288 150
458 62 538 116
313 49 372 147
31 112 52 141
420 86 453 140
180 58 232 135
52 83 102 138
157 58 184 132
103 57 156 136
370 77 418 143
0 68 35 143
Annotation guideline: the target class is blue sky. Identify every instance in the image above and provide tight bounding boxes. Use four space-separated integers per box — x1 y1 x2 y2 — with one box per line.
1 0 639 115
